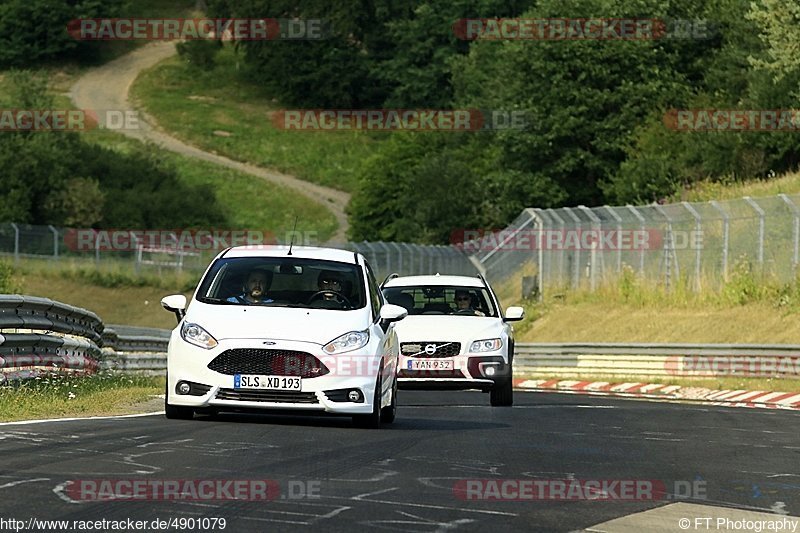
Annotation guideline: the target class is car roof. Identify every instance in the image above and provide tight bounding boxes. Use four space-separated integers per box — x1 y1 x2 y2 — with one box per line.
223 245 358 264
383 274 485 288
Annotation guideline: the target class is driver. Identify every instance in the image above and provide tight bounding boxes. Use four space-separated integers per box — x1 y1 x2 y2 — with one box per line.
453 289 485 316
227 268 274 304
317 270 345 302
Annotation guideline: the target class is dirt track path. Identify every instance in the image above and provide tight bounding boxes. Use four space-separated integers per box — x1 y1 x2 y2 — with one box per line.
69 41 350 243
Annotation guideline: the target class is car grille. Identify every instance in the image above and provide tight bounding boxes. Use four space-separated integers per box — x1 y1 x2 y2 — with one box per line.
215 388 319 404
208 349 328 378
401 342 461 358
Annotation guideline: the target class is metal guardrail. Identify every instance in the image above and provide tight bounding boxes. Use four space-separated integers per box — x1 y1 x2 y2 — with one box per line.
0 296 170 382
515 343 800 378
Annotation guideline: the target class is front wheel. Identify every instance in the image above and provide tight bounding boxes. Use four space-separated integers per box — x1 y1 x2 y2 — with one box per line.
490 377 513 407
353 374 382 429
380 376 397 424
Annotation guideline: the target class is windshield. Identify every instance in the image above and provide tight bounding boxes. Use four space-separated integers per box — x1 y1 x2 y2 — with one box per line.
195 257 366 310
383 285 498 317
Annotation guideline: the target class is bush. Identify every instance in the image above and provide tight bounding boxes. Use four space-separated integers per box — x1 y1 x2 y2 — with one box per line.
0 261 20 294
176 40 222 68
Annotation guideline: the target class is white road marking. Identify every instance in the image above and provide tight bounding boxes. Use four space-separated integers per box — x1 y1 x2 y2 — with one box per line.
0 412 163 426
0 478 49 489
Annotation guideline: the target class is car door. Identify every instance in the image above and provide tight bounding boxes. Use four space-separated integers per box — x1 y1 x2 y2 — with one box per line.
364 262 397 401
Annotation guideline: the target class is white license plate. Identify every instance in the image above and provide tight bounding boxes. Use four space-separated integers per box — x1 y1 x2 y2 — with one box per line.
408 359 454 371
234 375 302 391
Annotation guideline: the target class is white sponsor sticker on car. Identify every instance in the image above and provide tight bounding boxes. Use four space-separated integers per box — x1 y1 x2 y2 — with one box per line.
234 374 302 390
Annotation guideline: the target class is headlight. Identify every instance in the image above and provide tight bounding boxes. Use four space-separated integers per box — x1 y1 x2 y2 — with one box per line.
469 338 502 352
323 330 369 354
181 322 218 349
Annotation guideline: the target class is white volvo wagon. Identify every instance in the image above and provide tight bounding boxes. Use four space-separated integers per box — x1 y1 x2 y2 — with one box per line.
381 274 524 406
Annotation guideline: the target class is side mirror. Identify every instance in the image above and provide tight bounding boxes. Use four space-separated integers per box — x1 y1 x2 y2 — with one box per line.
379 303 407 331
161 294 187 323
504 306 525 322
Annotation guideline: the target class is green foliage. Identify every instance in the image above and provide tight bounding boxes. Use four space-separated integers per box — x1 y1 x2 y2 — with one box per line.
43 178 106 227
0 0 126 67
0 71 227 229
721 256 762 305
0 261 21 294
176 39 222 68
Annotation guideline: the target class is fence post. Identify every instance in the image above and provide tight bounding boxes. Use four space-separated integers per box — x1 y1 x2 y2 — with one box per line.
547 209 566 286
779 194 799 276
578 206 602 291
626 205 646 276
710 200 730 282
604 206 623 273
48 225 59 259
743 196 765 268
390 242 403 274
563 208 581 288
655 205 678 292
378 241 391 278
10 223 19 264
682 202 702 292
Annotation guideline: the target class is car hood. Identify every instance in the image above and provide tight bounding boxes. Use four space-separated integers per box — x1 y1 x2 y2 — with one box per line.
185 302 370 345
392 315 504 341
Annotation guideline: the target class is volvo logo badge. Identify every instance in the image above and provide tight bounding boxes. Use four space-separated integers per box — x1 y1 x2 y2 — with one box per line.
424 344 436 355
262 341 276 345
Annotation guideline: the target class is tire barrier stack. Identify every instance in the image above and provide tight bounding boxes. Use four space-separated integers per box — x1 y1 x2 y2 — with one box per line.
0 295 170 383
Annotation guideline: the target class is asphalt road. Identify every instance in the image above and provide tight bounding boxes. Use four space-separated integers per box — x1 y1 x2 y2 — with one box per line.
0 391 798 532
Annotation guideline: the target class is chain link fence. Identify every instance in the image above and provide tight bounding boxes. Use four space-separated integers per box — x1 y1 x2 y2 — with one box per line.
0 224 477 281
471 193 800 298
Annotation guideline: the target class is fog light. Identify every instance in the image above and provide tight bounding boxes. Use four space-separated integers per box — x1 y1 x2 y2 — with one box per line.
177 382 191 395
485 366 497 377
348 390 361 402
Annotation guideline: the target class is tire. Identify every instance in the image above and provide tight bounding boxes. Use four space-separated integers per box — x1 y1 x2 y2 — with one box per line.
490 377 513 407
164 377 194 420
380 376 398 424
353 374 382 429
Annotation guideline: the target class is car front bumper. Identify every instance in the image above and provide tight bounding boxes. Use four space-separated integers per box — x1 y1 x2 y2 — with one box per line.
167 337 383 415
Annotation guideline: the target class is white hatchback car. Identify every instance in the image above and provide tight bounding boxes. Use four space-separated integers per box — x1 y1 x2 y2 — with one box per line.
160 246 407 428
381 274 524 406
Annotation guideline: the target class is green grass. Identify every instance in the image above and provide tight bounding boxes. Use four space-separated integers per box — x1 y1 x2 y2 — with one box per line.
672 170 800 202
131 47 378 193
0 372 164 422
83 130 338 238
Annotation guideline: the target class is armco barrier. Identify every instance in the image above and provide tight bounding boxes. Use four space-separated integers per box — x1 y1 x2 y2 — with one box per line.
515 343 800 378
0 296 169 382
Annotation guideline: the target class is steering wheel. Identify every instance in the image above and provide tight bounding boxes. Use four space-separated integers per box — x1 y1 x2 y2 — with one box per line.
453 308 478 315
307 291 352 308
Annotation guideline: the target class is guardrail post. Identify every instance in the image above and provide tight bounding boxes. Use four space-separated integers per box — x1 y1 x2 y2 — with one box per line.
626 205 646 276
779 194 799 276
710 200 730 282
682 202 702 292
743 196 765 267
